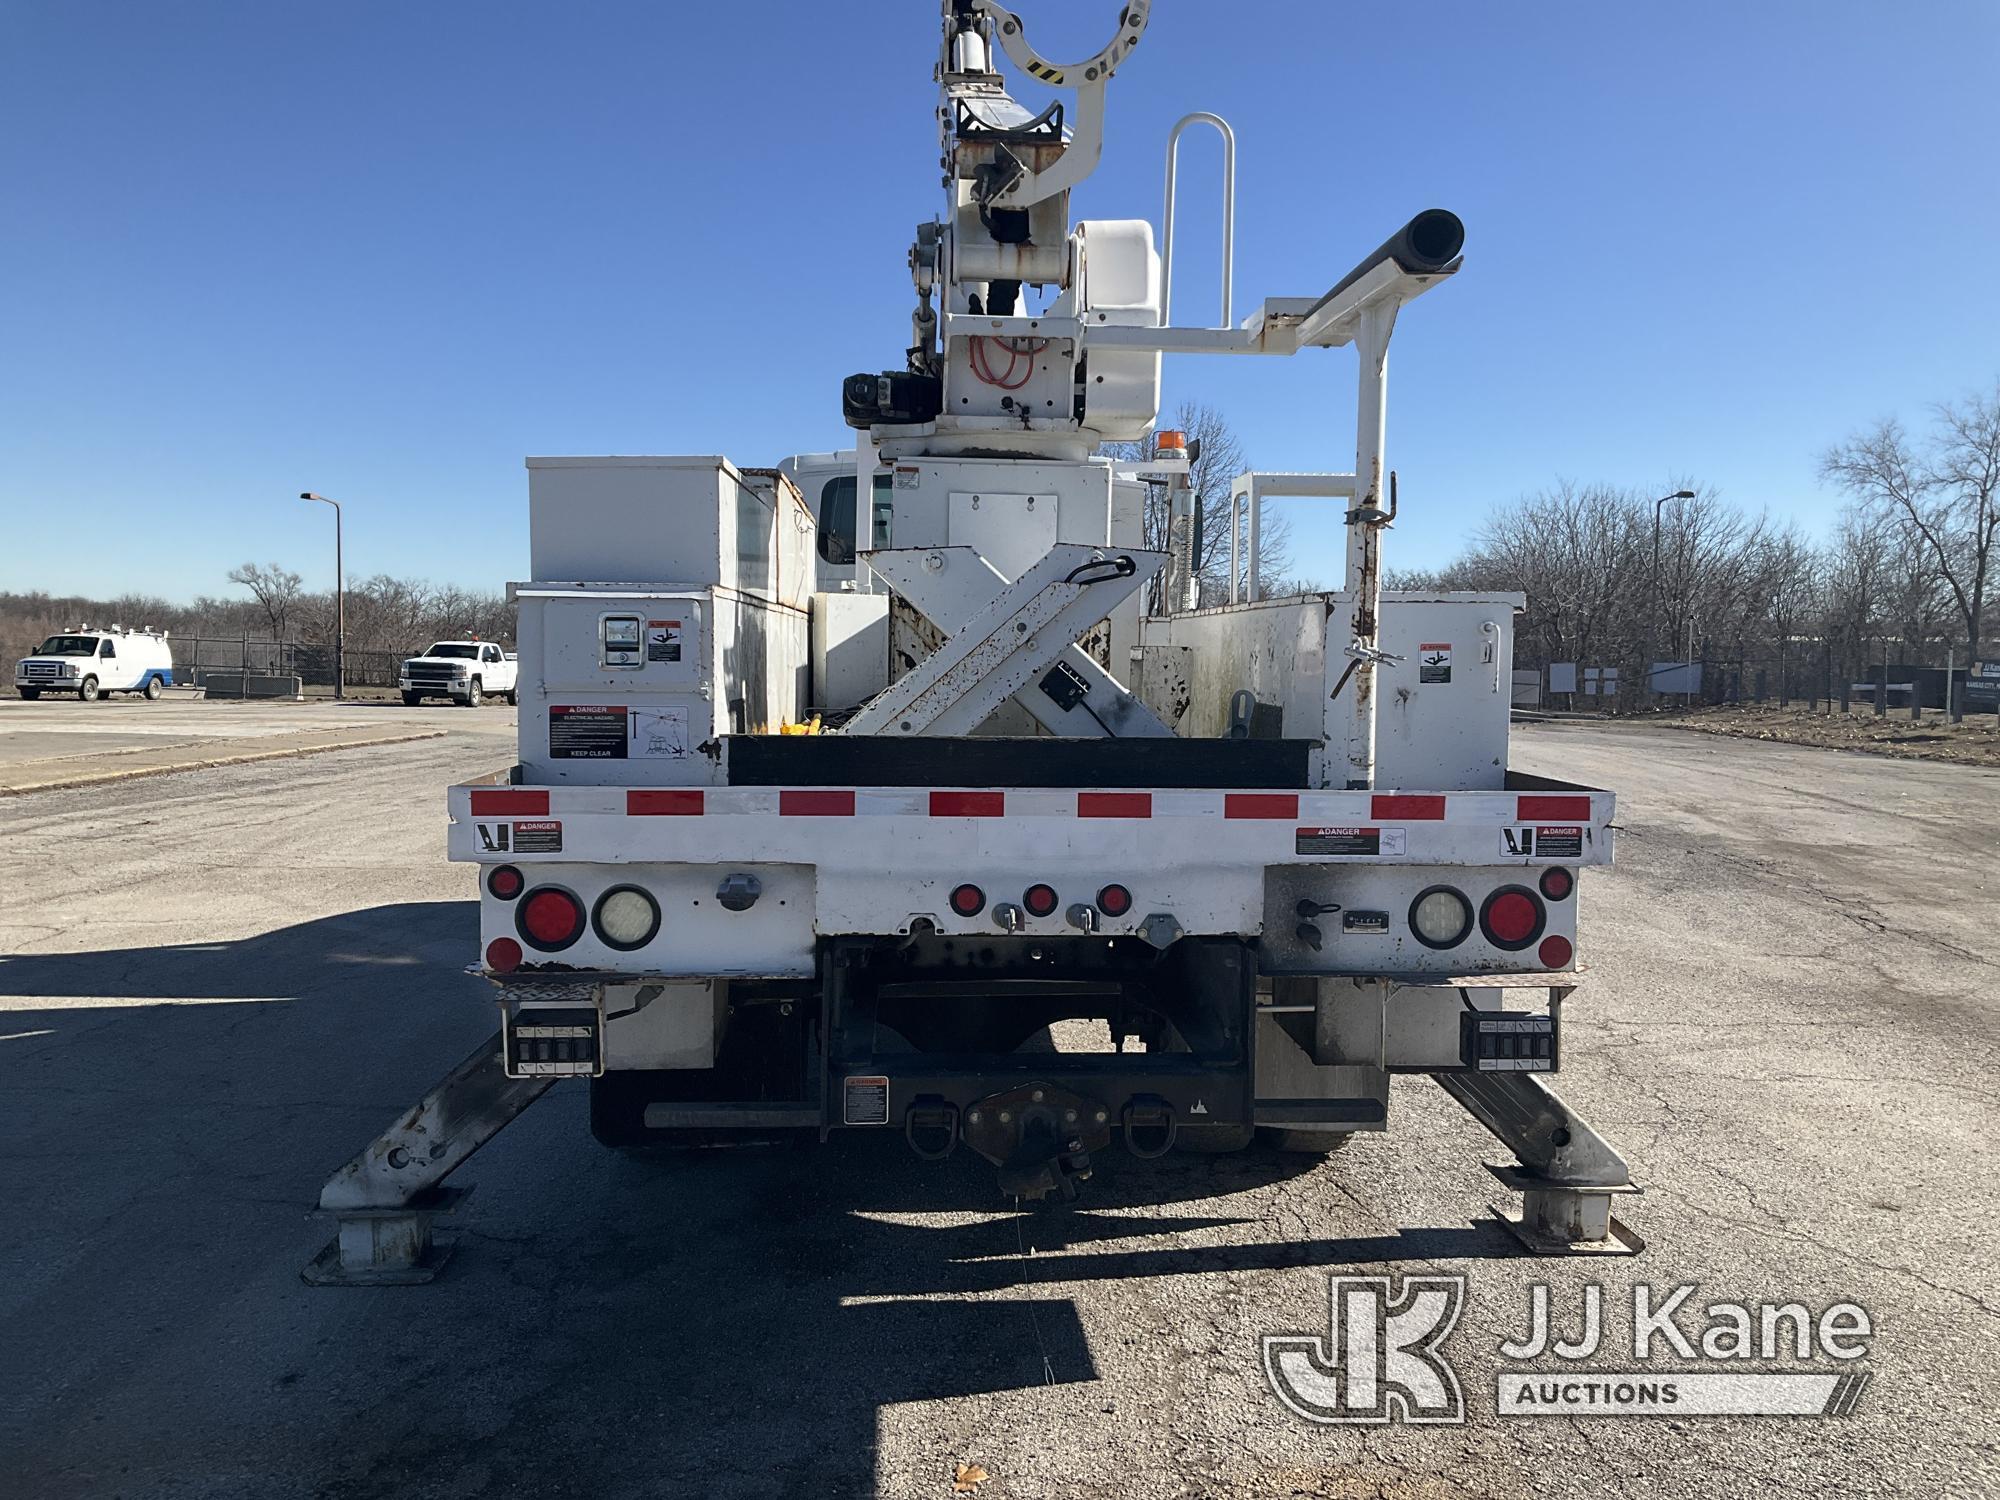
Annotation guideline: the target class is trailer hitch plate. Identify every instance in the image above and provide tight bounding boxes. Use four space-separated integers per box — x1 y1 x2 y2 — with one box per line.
963 1083 1114 1201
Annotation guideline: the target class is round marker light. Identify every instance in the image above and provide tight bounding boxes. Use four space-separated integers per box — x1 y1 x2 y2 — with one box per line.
593 886 661 951
1096 883 1132 918
1023 883 1059 918
1538 934 1574 970
485 937 522 974
949 883 986 917
1539 867 1574 902
1480 886 1546 951
487 865 524 901
1408 885 1474 949
517 887 585 952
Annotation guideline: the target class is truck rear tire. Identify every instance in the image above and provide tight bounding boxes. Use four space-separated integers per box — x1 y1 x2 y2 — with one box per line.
17 689 38 701
79 676 99 702
401 692 423 707
1259 1127 1353 1155
143 677 163 700
464 679 483 708
506 690 518 705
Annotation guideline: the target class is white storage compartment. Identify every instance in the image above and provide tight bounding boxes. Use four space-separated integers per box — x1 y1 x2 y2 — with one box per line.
1136 591 1521 791
527 456 814 605
811 591 890 713
515 584 808 785
1368 593 1521 791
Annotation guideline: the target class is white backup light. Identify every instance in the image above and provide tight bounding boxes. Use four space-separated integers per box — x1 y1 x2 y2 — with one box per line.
594 887 660 949
1410 887 1473 949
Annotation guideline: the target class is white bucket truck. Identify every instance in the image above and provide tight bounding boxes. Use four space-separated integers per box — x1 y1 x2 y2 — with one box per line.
309 2 1641 1283
15 626 175 701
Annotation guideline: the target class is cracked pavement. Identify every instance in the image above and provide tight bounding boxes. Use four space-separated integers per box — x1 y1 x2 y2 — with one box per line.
0 720 1995 1498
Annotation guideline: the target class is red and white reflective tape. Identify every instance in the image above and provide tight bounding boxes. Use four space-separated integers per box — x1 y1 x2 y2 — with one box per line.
469 786 1604 823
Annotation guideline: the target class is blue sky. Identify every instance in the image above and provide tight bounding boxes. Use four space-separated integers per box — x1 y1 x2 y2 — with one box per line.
4 1 1996 600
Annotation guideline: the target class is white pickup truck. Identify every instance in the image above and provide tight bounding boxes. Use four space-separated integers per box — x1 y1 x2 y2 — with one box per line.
399 641 517 707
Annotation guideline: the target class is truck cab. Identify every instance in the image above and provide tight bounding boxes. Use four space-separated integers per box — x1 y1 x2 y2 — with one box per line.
400 640 518 707
15 626 174 701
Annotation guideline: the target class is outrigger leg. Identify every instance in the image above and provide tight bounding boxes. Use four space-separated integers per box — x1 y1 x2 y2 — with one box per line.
304 1030 554 1285
1436 1068 1644 1255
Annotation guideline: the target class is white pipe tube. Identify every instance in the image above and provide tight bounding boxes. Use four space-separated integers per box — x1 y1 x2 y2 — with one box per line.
1161 112 1235 329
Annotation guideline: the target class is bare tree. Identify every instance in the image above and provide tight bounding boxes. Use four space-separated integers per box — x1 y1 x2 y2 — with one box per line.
226 562 304 641
1104 400 1299 607
1821 381 2000 654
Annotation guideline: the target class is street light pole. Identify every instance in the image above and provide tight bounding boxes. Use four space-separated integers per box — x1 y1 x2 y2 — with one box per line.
1648 489 1697 706
300 492 344 699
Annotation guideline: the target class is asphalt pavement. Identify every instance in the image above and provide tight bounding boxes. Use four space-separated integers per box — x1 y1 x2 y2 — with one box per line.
0 721 1994 1499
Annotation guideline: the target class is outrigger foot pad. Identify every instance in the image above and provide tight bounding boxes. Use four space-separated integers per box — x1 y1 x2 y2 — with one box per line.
302 1185 472 1286
1434 1069 1644 1258
1484 1165 1644 1256
303 1029 555 1286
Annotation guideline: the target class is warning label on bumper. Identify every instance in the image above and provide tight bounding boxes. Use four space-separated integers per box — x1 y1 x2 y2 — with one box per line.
512 820 562 854
1501 825 1584 859
1296 826 1408 857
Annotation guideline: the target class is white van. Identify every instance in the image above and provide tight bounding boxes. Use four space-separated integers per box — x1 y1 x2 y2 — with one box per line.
15 626 176 701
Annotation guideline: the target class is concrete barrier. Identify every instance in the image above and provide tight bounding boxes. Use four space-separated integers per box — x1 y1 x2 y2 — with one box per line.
195 671 303 700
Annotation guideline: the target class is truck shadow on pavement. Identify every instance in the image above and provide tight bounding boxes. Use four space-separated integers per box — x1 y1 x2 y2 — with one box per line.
1 901 1519 1500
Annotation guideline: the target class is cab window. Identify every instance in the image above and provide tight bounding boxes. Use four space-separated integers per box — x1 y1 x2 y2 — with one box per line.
482 645 500 662
817 475 894 564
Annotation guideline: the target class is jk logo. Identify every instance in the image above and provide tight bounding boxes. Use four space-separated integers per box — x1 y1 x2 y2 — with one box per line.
1263 1275 1467 1424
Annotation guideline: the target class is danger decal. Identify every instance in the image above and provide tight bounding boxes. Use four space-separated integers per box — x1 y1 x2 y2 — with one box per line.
549 704 629 759
1501 825 1584 859
1296 826 1409 857
1419 642 1453 683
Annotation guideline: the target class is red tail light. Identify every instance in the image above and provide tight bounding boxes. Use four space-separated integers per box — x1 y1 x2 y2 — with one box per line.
1479 886 1545 951
1022 883 1059 918
487 865 524 900
485 937 522 974
1539 867 1574 902
1538 935 1574 970
1096 883 1132 917
517 887 585 952
949 883 986 916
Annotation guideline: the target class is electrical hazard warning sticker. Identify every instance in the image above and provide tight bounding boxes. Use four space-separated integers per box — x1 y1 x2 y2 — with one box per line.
1296 826 1409 857
1419 643 1453 683
842 1075 890 1126
549 703 629 759
1501 825 1584 859
632 706 689 759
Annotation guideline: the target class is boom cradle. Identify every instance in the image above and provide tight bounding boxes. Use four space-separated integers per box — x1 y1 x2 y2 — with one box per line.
309 0 1638 1284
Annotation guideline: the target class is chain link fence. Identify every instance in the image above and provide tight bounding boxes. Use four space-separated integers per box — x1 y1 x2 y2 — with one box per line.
169 637 401 692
